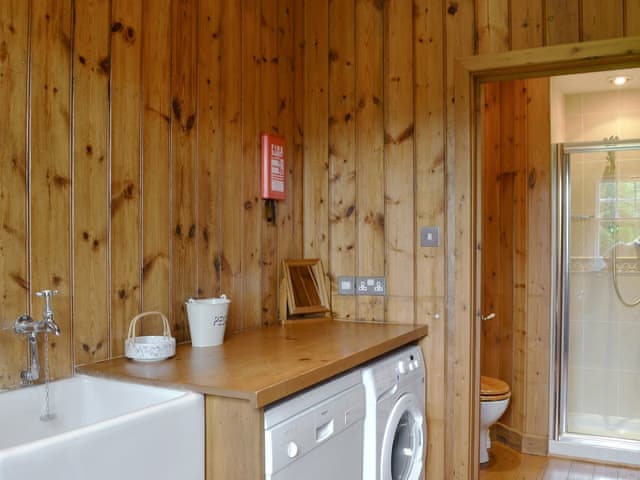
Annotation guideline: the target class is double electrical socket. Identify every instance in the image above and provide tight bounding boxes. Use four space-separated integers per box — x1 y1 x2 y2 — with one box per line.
338 276 386 296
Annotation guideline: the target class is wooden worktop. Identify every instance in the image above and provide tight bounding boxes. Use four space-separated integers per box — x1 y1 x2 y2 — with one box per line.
78 319 427 408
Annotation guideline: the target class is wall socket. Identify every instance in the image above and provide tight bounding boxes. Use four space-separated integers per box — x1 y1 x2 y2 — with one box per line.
355 276 386 296
337 276 386 296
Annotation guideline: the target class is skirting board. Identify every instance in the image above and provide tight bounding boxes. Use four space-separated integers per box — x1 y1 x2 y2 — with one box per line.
492 423 548 456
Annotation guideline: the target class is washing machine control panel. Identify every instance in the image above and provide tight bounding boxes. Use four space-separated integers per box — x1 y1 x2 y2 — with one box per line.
396 360 408 375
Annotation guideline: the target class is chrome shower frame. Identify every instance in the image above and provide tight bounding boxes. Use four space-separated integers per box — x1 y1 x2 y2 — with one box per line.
551 138 640 464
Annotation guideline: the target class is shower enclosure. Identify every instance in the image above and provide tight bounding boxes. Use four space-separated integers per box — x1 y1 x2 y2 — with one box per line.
552 139 640 465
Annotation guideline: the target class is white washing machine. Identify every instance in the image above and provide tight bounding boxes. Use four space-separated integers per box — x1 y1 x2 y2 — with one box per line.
362 345 426 480
264 370 365 480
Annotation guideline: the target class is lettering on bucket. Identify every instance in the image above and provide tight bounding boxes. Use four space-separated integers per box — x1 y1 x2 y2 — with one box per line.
211 315 227 327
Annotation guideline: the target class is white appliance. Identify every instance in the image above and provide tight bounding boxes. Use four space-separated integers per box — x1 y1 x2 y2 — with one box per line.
264 370 365 480
362 345 426 480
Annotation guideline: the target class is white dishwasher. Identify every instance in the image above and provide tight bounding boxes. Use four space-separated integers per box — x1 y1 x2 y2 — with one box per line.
264 370 365 480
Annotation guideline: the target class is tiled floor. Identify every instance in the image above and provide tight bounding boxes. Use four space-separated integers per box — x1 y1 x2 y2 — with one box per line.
479 442 640 479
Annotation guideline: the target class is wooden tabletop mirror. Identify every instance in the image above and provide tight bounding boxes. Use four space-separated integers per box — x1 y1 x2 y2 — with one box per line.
280 259 330 322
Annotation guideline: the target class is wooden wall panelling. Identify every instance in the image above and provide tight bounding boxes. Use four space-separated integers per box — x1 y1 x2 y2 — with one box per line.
447 0 477 477
476 0 510 54
170 0 198 341
292 0 305 260
544 0 580 45
196 0 222 303
581 0 624 41
275 0 301 282
328 0 357 321
510 0 544 50
524 77 551 442
384 0 415 324
302 0 329 278
242 0 262 330
510 79 529 433
219 0 243 334
497 91 515 426
110 0 142 355
73 0 110 363
626 2 640 35
29 0 72 380
480 82 502 380
355 0 384 323
141 0 172 327
414 0 447 477
0 0 29 387
260 0 278 326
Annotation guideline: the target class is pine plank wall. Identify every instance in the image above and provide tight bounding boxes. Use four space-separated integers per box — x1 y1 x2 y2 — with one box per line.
1 1 639 479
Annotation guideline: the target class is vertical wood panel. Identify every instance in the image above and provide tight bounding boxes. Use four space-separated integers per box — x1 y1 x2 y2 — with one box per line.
0 0 29 387
328 0 356 321
355 0 384 322
292 0 305 260
384 0 414 323
303 0 329 276
111 0 142 355
170 0 198 340
510 0 543 49
545 0 580 45
511 79 528 433
242 0 262 329
447 0 477 476
196 0 222 301
142 0 172 327
625 1 640 35
30 0 72 379
276 0 299 291
260 0 278 325
481 82 501 380
476 0 510 53
73 0 110 363
525 77 551 439
206 396 264 479
414 0 446 476
220 0 244 333
582 0 624 41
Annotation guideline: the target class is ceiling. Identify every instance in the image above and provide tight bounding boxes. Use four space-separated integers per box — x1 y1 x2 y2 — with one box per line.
552 68 640 95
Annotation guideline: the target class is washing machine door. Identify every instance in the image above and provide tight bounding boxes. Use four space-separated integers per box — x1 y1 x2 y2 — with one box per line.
380 393 425 480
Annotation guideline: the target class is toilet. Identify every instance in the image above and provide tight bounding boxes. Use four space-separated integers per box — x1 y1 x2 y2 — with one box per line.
479 375 511 464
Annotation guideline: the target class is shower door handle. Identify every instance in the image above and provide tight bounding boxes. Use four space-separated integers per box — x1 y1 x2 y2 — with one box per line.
481 313 496 321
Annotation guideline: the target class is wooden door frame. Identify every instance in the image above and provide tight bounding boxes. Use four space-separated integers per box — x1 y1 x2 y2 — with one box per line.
451 36 640 479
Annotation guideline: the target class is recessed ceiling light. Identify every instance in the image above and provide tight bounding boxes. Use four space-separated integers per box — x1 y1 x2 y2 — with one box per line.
608 75 631 86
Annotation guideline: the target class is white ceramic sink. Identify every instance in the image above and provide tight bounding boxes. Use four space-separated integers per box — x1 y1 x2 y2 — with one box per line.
0 375 204 480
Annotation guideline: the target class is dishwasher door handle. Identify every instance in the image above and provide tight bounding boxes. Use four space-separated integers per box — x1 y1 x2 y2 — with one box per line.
316 419 334 443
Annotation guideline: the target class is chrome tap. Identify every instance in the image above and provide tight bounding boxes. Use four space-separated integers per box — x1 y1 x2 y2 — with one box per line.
13 289 61 384
36 289 61 336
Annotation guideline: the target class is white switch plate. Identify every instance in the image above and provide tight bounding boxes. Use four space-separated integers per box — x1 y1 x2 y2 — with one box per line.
420 226 440 247
337 276 355 295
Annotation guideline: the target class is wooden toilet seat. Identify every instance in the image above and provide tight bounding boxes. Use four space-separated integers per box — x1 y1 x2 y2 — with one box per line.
480 376 511 402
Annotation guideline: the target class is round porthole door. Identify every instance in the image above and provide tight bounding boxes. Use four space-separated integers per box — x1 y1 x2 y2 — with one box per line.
380 393 426 480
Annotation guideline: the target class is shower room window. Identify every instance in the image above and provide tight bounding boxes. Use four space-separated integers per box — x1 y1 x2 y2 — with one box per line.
598 179 640 255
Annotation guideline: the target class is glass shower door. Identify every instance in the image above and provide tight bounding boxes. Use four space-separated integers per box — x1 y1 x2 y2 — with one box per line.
556 140 640 451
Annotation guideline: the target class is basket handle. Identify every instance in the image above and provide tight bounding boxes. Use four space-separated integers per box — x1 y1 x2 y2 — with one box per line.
127 311 171 341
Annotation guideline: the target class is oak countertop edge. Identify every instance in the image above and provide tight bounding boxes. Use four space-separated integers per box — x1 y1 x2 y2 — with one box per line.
77 320 428 408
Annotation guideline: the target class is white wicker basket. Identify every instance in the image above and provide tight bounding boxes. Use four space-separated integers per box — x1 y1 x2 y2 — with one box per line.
125 311 176 361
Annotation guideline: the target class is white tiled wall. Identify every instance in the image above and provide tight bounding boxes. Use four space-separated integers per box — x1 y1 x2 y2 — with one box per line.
564 88 640 426
564 89 640 142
